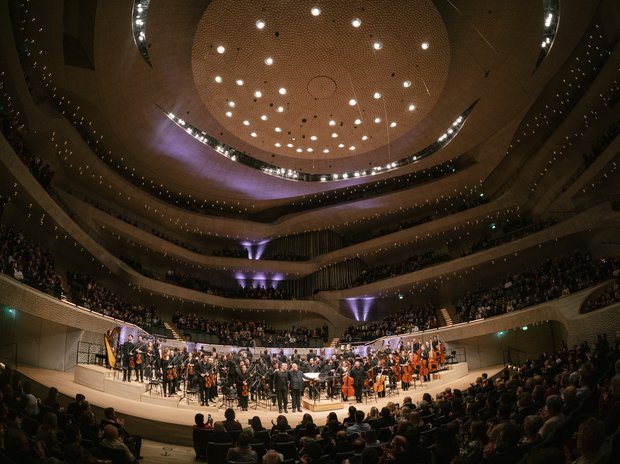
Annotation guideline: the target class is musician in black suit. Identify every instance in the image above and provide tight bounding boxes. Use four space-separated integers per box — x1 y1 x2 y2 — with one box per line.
288 363 304 412
273 362 289 413
133 335 145 382
121 335 135 382
351 361 365 403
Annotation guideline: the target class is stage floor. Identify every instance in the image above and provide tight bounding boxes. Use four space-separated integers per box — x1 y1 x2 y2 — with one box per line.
18 363 503 446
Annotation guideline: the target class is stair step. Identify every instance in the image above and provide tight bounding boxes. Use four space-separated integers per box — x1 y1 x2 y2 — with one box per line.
440 307 453 326
163 322 183 341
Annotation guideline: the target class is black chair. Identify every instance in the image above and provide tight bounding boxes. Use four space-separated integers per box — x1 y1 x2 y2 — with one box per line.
97 444 133 464
335 450 354 464
274 441 298 460
254 429 270 446
377 427 392 444
207 441 233 464
193 428 213 460
250 442 267 462
228 429 242 445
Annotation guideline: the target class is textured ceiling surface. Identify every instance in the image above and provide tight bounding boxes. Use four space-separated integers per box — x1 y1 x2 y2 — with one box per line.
192 0 450 160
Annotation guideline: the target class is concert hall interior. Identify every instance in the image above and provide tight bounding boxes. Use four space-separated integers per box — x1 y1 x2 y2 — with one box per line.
1 0 620 463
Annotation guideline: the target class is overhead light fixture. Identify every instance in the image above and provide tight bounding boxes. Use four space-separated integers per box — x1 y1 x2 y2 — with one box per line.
328 120 336 126
307 148 313 152
311 7 321 16
260 114 268 120
349 98 357 106
331 132 338 138
236 79 244 86
228 101 235 108
276 106 284 112
362 135 368 141
349 146 355 151
274 142 281 147
265 57 274 65
351 18 361 28
421 42 429 50
243 120 250 126
287 143 293 147
310 135 318 140
373 92 381 99
390 122 397 128
338 143 345 148
354 118 362 125
323 148 329 153
225 111 233 117
296 148 303 153
256 19 265 30
216 45 226 54
214 75 223 83
254 90 262 98
275 127 282 132
278 87 287 95
373 41 383 50
403 80 412 88
408 104 416 111
374 117 381 123
250 132 257 137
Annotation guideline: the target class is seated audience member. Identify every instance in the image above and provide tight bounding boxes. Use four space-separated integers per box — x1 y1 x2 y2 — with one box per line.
42 386 61 412
364 428 381 448
100 424 137 463
370 406 396 430
343 406 357 426
66 393 86 420
226 427 259 463
21 382 39 418
332 430 353 456
298 438 323 463
211 421 233 443
194 413 209 430
263 449 283 464
250 416 266 432
538 395 565 439
343 437 366 464
519 415 543 452
270 415 295 447
347 410 372 436
100 407 142 458
223 407 242 431
573 417 609 464
382 435 407 464
36 411 60 451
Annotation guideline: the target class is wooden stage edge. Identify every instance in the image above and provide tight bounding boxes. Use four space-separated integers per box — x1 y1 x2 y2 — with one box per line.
17 362 503 447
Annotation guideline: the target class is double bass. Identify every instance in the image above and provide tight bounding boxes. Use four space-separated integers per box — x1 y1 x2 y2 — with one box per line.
341 366 355 399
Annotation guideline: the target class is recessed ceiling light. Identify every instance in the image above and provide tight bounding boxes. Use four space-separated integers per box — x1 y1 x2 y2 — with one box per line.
287 143 293 148
265 57 274 65
216 45 225 54
307 148 313 152
331 132 338 138
225 111 232 117
408 104 416 111
354 118 362 125
236 79 244 86
403 80 412 88
323 148 329 153
373 41 383 50
275 127 282 132
338 143 345 148
390 121 397 128
260 114 268 121
349 146 355 151
228 101 235 108
256 20 265 30
214 75 223 83
254 90 262 98
250 132 257 137
243 120 250 126
310 135 318 141
352 18 361 28
311 7 321 16
421 42 429 50
276 106 284 112
362 135 368 141
296 148 303 153
274 142 281 147
278 87 287 95
349 98 357 106
373 92 381 99
374 117 381 123
328 120 336 127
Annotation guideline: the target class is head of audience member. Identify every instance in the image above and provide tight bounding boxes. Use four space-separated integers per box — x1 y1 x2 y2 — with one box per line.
224 408 236 421
194 413 205 427
576 417 606 460
213 421 227 433
351 437 366 455
102 424 120 441
276 415 289 432
263 449 283 464
355 410 365 424
250 416 264 431
237 427 254 449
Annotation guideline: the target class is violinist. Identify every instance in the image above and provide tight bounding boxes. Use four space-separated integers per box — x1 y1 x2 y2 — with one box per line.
196 354 209 406
162 351 175 397
237 363 251 411
121 335 135 383
143 340 155 381
133 335 145 383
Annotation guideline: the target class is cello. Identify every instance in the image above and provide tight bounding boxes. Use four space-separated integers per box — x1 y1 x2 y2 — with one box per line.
374 368 385 397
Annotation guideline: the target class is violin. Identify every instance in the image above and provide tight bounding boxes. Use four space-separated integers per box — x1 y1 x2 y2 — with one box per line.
128 355 135 369
166 365 175 381
242 382 249 397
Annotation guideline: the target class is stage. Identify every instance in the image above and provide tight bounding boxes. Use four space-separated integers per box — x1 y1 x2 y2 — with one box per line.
18 362 502 446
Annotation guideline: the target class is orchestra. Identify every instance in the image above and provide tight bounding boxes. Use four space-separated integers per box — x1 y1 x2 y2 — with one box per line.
110 331 450 411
